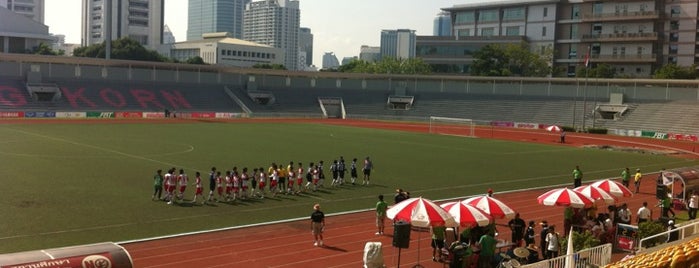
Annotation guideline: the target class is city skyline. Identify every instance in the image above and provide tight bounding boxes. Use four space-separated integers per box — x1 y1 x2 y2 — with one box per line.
43 0 474 68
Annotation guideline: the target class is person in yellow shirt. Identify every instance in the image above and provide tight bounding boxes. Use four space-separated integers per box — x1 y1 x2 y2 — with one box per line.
634 169 642 193
278 164 287 194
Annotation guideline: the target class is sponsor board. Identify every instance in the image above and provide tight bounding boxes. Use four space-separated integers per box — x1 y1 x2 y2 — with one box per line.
115 112 143 118
641 130 668 140
86 112 115 118
490 121 514 127
55 112 87 118
215 112 243 119
1 252 113 268
24 111 56 118
514 122 540 129
142 112 165 118
668 133 699 142
192 112 215 118
0 111 24 118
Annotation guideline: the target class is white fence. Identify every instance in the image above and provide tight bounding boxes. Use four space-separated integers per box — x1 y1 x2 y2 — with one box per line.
638 219 699 252
521 243 612 268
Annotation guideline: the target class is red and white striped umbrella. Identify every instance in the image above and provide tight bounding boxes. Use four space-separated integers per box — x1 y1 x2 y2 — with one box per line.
537 188 595 208
462 196 516 219
386 197 457 228
574 185 617 205
440 202 493 228
591 179 633 197
546 125 562 132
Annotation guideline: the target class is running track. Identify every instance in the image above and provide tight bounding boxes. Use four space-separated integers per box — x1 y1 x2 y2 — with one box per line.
122 120 699 268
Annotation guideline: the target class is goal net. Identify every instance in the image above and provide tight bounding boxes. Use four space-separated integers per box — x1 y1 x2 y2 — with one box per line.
428 116 476 137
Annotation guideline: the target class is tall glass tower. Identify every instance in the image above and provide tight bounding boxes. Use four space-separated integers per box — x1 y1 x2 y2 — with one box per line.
187 0 250 41
433 11 452 36
244 0 300 70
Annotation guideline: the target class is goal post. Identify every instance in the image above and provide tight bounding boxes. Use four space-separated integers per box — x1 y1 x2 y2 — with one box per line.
429 116 476 137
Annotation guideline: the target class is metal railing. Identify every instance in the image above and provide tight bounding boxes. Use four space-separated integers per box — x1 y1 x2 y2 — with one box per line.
520 243 612 268
638 219 699 252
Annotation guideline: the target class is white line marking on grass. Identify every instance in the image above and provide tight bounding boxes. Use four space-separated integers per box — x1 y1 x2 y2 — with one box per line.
5 128 198 171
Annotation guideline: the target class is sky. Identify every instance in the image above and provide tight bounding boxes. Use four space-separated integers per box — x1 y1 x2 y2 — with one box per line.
45 0 474 67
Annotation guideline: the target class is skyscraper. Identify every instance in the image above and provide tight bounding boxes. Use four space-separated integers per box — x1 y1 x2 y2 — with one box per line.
244 0 300 70
187 0 250 41
322 52 339 69
81 0 164 49
380 29 416 60
163 25 176 44
299 27 313 67
0 0 44 24
433 11 452 36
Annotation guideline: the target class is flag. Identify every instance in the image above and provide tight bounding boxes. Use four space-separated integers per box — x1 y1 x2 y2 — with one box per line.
565 228 575 268
584 46 591 68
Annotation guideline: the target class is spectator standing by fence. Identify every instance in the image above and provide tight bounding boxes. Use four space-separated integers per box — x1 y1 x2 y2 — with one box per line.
637 201 652 223
689 190 699 220
375 195 388 235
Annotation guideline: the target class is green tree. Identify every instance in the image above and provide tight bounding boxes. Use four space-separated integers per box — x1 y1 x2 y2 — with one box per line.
73 37 166 62
337 57 431 75
576 63 616 78
28 42 64 56
185 56 206 65
653 64 698 79
470 43 551 77
252 63 286 70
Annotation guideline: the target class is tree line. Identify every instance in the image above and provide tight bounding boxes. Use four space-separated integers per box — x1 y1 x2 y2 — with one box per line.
25 39 698 79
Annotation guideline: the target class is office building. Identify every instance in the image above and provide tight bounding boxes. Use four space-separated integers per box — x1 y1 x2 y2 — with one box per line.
244 0 300 70
168 32 283 68
359 45 380 62
0 0 44 23
81 0 164 49
163 25 176 44
433 11 452 36
0 5 52 53
380 29 416 60
299 27 313 67
187 0 250 41
322 52 339 69
441 0 699 77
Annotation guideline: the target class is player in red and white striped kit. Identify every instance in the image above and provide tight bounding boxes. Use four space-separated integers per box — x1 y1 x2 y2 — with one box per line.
286 162 295 195
164 168 176 204
231 167 240 201
177 169 188 201
224 171 233 202
215 171 224 202
191 171 203 204
296 163 304 194
269 164 279 198
240 167 249 199
257 167 266 199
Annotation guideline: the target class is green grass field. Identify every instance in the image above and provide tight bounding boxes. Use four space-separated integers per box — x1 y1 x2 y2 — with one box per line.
1 121 697 253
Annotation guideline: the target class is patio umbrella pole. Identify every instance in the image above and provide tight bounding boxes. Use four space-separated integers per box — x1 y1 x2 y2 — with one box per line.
413 230 424 268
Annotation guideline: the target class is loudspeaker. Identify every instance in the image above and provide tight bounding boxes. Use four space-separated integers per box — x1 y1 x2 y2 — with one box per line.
392 221 411 248
656 184 667 199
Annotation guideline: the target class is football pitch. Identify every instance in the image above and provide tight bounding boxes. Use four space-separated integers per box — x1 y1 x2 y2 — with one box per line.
0 120 697 253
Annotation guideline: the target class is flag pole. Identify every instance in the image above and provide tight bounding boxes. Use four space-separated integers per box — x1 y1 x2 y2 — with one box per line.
582 46 591 132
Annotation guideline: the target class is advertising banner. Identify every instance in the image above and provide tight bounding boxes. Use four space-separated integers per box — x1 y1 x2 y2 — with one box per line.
192 112 215 118
115 112 143 118
24 111 56 118
1 252 114 268
514 122 540 129
490 121 515 127
55 112 86 118
86 112 115 118
0 111 23 118
142 112 165 118
215 112 243 119
615 223 639 252
668 133 698 142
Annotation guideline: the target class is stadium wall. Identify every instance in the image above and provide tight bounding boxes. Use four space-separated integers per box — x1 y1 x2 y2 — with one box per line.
1 53 698 102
